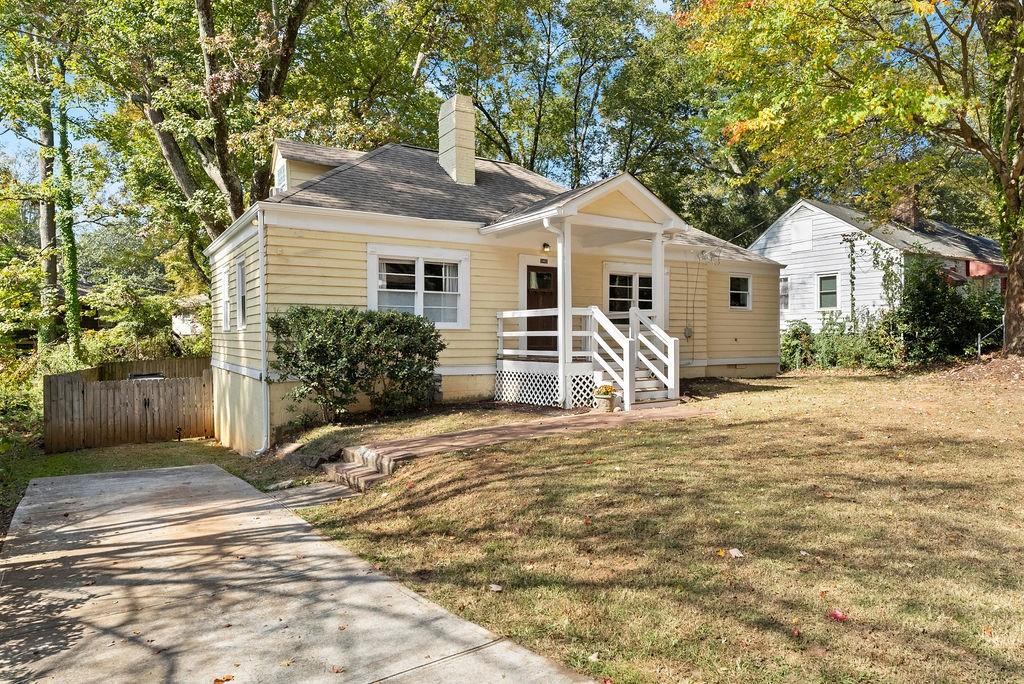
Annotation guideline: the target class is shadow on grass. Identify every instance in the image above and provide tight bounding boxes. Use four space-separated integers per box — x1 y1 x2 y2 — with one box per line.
306 411 1024 682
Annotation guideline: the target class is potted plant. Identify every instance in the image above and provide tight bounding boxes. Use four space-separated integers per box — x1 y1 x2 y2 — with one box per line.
593 383 618 412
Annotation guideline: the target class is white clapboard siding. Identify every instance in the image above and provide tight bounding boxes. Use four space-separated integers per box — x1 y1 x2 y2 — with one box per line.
749 203 902 332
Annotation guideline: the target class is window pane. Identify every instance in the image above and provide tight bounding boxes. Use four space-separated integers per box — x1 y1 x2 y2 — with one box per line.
424 261 458 293
529 270 553 290
819 275 837 308
729 276 749 294
609 274 632 287
780 278 789 310
609 286 632 300
379 260 415 290
378 290 415 313
608 299 631 312
730 291 749 308
424 292 458 323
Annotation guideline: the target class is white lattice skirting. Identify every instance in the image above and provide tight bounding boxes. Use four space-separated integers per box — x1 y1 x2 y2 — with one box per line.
494 370 594 409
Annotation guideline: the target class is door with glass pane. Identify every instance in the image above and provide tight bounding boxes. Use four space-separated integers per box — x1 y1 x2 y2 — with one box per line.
526 266 557 351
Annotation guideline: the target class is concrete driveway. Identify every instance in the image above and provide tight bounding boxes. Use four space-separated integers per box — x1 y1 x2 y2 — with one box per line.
0 465 586 683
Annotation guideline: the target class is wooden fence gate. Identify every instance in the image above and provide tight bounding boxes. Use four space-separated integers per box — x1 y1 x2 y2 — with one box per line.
44 362 213 453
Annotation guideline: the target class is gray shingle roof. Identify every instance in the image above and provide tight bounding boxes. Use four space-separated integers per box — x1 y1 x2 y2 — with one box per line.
275 139 365 167
268 143 566 224
805 199 1004 264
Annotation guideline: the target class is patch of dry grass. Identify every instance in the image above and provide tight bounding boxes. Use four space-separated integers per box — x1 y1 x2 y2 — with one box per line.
302 371 1024 683
289 402 576 453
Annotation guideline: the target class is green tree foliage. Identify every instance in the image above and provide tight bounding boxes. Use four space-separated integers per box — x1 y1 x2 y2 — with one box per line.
688 0 1024 351
269 307 446 421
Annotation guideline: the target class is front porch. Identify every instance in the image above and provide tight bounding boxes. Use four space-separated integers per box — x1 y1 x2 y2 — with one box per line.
494 305 680 410
481 174 686 410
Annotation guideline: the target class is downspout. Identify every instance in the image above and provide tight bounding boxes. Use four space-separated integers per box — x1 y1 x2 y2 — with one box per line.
257 207 270 453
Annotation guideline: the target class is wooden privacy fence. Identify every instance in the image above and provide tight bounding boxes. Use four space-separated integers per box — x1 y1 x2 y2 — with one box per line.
43 358 213 453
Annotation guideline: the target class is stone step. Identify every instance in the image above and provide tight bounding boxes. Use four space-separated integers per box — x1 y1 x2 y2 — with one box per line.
341 445 417 476
322 461 387 492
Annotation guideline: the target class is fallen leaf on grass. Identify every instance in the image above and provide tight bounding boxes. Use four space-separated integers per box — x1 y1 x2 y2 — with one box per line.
280 657 295 667
827 609 849 622
982 625 994 637
488 583 503 592
338 624 347 631
791 626 802 637
213 676 234 684
331 665 345 673
728 548 744 558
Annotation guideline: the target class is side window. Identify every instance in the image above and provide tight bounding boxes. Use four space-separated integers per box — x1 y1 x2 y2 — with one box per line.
235 258 247 329
729 275 751 309
274 163 287 192
818 274 839 309
779 277 789 310
221 271 230 331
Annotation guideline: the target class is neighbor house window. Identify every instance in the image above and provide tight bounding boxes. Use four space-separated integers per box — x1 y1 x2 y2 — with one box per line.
818 274 839 310
368 244 470 329
274 163 287 193
779 277 789 310
607 273 653 316
234 258 247 329
729 275 751 309
221 271 230 331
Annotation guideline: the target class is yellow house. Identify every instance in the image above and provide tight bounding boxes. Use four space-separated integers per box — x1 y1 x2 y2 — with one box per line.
206 95 782 454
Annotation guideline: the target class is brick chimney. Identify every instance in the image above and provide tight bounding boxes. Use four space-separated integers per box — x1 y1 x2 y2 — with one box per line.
891 186 922 228
438 94 475 185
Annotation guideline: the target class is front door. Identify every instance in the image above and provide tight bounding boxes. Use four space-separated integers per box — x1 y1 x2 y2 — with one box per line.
526 265 557 351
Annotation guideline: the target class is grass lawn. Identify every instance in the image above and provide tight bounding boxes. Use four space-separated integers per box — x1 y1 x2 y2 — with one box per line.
0 402 571 541
300 369 1024 683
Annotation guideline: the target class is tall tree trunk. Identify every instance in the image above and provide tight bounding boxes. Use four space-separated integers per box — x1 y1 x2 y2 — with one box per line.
36 100 58 346
55 69 81 360
1004 234 1024 354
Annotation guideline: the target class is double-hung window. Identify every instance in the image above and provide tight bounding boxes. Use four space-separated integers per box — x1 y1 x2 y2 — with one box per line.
818 273 839 310
369 244 470 329
729 275 751 309
779 277 789 311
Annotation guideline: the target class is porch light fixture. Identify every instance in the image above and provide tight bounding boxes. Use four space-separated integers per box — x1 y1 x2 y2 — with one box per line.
542 242 551 253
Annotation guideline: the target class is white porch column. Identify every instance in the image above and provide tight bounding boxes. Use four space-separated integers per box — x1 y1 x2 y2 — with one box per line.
548 217 573 408
652 231 667 324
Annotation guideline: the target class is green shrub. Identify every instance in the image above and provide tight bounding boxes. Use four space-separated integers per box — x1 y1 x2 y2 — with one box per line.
780 321 814 371
268 307 446 421
811 313 887 369
358 310 448 414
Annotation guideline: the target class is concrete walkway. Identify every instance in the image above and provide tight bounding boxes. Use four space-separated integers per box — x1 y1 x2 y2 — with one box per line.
0 465 588 683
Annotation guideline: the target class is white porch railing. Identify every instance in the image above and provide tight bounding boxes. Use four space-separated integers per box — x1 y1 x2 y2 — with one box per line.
497 305 679 409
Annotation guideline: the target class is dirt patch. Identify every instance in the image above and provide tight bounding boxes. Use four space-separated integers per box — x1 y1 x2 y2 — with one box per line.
944 353 1024 384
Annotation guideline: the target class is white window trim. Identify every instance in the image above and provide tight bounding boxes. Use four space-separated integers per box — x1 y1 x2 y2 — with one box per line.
367 243 471 329
728 273 752 311
779 276 790 311
817 272 841 311
234 257 247 330
220 271 230 331
601 261 669 321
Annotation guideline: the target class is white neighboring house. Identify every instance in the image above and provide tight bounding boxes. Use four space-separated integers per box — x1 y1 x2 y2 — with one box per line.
749 199 1007 332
